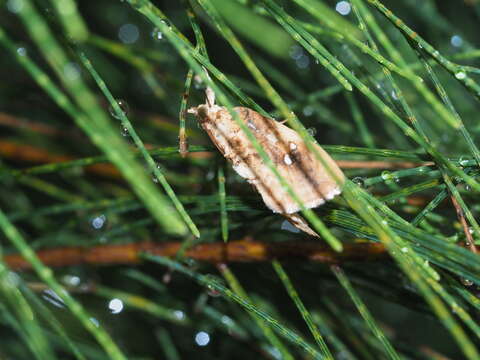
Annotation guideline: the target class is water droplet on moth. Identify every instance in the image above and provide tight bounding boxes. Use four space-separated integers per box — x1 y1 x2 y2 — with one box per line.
109 99 129 119
289 142 297 151
283 154 293 165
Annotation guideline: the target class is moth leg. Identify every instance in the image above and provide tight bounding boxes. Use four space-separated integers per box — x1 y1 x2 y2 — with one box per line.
283 213 319 238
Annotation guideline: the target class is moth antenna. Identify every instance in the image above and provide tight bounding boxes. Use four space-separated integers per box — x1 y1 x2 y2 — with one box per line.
206 86 216 107
201 67 216 107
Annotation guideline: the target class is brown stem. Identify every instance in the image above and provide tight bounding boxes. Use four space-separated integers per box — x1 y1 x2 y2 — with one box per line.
0 140 431 174
0 112 79 137
449 194 478 253
5 240 387 271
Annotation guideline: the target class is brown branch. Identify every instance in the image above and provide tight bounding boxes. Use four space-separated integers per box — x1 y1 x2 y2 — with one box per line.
5 240 387 271
0 140 210 179
449 194 478 254
0 112 75 137
1 140 432 181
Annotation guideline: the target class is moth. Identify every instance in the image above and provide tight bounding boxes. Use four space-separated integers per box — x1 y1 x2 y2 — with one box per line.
188 86 345 236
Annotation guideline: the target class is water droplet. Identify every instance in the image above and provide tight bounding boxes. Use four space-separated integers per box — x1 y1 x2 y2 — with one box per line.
91 214 106 230
283 154 293 165
381 171 392 181
182 258 198 268
152 163 164 182
206 170 215 181
206 284 221 297
307 127 317 137
295 55 310 69
151 27 163 41
161 19 171 28
335 1 351 16
109 99 129 119
120 126 129 136
461 278 474 286
6 0 24 13
289 142 298 151
418 43 423 49
450 35 463 48
221 315 234 326
352 177 366 188
63 62 81 81
108 298 124 314
62 275 81 287
173 310 185 320
393 176 401 184
401 247 408 253
118 23 140 44
16 47 27 56
314 58 320 65
302 105 315 116
289 45 303 60
194 331 210 346
193 75 205 90
465 184 471 191
455 71 467 80
253 4 267 15
459 156 469 166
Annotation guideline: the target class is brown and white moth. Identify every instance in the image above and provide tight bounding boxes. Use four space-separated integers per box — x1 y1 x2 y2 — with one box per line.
188 86 345 236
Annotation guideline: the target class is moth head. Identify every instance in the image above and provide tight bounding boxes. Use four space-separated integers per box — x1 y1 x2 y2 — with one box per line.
194 104 210 123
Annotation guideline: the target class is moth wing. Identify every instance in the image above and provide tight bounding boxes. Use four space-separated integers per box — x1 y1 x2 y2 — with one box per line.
238 108 344 214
